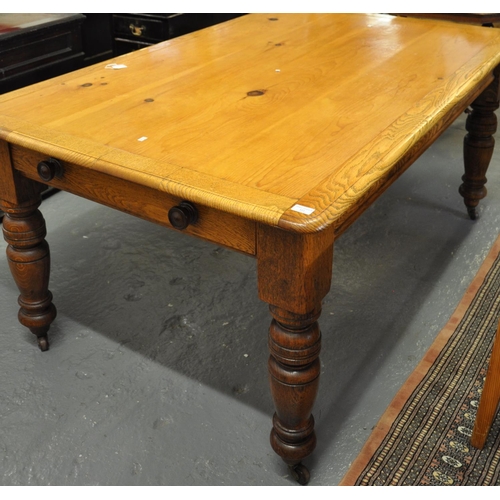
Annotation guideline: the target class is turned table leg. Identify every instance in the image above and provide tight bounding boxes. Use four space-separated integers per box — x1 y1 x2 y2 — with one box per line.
257 224 334 484
460 65 500 219
1 199 56 351
268 305 321 485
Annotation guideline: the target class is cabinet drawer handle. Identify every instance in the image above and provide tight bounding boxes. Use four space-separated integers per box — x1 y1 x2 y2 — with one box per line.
168 201 199 230
37 158 63 182
129 23 146 36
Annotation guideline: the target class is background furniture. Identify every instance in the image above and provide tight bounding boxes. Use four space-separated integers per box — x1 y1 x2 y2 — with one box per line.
80 13 114 66
111 14 243 55
0 14 85 94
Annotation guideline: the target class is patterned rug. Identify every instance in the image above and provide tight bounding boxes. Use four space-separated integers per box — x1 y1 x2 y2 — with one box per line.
340 234 500 486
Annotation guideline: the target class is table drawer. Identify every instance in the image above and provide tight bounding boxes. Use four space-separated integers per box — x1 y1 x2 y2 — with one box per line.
10 145 256 256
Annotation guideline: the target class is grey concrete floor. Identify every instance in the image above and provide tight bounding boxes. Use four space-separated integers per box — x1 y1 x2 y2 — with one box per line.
0 113 499 486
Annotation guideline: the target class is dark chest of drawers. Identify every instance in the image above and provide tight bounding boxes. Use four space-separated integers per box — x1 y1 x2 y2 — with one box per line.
112 14 244 55
0 14 85 94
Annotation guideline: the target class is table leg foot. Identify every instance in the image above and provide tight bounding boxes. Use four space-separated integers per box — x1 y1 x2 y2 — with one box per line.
460 66 500 218
1 200 56 350
467 206 477 220
268 305 321 484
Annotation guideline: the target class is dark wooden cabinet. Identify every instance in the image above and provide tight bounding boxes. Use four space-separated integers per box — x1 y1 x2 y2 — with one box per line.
81 14 114 66
0 14 85 94
111 14 244 55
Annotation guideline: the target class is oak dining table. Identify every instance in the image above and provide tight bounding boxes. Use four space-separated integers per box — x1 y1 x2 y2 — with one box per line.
1 14 500 484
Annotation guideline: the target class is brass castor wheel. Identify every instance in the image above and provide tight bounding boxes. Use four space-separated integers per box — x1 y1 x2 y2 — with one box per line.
37 336 49 352
289 463 310 485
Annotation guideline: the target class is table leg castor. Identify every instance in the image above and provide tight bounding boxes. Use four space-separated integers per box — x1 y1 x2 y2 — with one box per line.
289 463 310 485
36 334 49 352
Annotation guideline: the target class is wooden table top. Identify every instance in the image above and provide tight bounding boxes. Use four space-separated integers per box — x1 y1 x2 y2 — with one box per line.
1 13 500 233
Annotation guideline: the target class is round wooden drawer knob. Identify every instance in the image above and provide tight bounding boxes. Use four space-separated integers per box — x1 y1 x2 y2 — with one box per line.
37 158 63 182
168 201 198 230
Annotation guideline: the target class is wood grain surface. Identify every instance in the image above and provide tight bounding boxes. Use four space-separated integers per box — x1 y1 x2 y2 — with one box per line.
1 13 500 232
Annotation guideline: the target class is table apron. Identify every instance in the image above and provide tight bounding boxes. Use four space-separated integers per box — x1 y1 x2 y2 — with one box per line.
8 143 257 256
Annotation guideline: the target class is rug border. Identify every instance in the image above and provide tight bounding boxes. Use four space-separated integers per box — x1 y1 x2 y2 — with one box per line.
339 232 500 486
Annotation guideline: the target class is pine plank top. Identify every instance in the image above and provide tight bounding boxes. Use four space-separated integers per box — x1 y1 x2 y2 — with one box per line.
1 13 500 232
